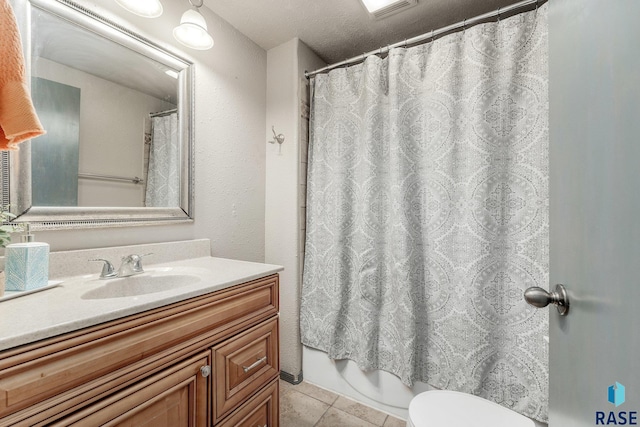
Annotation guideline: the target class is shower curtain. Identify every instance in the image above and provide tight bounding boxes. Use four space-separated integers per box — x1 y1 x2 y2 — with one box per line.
300 4 548 422
145 112 179 207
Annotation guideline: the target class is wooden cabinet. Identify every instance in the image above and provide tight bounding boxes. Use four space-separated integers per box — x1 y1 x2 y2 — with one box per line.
0 274 279 427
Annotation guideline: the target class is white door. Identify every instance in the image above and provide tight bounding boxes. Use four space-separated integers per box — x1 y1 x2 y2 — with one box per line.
547 0 640 425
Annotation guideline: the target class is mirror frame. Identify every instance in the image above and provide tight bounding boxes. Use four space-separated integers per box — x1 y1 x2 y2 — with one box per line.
2 0 195 230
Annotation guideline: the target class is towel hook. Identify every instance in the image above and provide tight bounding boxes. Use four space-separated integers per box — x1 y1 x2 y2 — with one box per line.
431 29 435 42
497 7 501 22
268 126 285 155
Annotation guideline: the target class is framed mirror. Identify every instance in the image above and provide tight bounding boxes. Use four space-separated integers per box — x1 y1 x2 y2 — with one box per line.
2 0 194 229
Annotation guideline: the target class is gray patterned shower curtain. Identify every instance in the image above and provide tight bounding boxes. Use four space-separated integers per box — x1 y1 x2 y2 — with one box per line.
145 113 179 207
300 4 549 422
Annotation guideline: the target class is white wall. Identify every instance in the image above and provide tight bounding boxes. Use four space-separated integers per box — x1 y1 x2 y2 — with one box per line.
265 38 325 380
34 57 174 207
265 39 299 379
10 0 267 262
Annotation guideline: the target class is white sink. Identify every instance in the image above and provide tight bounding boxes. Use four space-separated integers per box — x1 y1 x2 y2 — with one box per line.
82 272 202 299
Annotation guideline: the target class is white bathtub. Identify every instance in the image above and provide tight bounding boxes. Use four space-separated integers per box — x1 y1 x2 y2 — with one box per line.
302 346 547 427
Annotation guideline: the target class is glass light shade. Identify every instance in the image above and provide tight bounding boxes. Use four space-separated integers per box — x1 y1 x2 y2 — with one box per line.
114 0 163 18
173 9 214 50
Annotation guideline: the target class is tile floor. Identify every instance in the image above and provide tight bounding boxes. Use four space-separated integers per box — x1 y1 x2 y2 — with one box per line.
280 379 406 427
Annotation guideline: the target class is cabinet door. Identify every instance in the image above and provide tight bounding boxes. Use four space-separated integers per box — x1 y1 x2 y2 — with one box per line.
213 317 279 422
217 379 278 427
52 353 210 427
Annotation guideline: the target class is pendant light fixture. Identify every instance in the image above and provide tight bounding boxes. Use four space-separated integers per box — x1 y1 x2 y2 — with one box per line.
173 0 214 50
114 0 163 18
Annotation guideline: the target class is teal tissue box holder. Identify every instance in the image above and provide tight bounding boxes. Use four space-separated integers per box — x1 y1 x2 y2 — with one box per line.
5 242 50 291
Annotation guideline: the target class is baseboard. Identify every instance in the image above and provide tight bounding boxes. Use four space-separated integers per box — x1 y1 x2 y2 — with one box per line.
280 370 303 385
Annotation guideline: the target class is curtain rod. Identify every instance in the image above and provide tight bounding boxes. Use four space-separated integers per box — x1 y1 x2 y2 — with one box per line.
78 173 144 184
149 108 177 118
305 0 544 78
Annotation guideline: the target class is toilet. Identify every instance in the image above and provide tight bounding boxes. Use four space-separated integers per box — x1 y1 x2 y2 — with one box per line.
407 390 535 427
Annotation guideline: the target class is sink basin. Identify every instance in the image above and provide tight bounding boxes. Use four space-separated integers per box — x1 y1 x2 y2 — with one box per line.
82 273 201 299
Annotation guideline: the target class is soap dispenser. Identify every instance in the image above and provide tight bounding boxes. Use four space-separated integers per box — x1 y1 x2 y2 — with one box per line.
5 224 49 291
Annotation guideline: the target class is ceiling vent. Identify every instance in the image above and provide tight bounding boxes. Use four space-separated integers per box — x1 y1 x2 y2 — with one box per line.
360 0 418 20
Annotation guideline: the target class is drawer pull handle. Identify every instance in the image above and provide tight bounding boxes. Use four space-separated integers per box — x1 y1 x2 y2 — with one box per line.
243 356 267 373
200 365 212 377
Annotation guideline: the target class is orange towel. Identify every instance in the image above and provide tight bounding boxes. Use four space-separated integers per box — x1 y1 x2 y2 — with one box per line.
0 0 45 150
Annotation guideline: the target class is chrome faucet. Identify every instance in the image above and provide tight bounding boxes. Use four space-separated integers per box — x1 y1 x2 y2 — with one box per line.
90 258 118 279
90 253 152 279
117 253 152 277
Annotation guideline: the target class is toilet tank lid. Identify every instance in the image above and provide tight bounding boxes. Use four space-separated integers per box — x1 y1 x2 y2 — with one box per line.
408 390 535 427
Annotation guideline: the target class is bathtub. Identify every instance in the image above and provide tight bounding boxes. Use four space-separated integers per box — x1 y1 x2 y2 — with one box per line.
302 346 547 427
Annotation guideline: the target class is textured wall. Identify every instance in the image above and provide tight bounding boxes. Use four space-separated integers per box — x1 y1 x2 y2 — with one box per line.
265 39 299 379
265 38 324 380
9 0 267 262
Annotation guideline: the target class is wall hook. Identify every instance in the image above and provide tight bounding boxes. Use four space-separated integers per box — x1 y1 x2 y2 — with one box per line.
268 126 285 154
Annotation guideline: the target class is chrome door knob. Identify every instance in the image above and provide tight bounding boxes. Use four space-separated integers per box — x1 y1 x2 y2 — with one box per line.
524 284 570 316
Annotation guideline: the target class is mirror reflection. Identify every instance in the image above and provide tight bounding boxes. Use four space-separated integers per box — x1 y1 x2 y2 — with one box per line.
30 5 180 208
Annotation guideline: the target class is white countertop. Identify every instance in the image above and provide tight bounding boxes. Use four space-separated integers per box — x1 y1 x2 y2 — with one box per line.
0 256 283 352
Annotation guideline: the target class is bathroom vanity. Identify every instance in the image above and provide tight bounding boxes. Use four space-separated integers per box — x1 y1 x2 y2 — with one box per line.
0 242 282 426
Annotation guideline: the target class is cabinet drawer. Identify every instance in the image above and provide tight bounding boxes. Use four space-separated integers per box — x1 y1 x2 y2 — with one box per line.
0 275 278 423
217 379 278 427
50 352 210 427
213 317 279 422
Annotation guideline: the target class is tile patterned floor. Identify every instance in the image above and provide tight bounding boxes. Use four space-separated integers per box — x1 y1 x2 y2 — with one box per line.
280 379 406 427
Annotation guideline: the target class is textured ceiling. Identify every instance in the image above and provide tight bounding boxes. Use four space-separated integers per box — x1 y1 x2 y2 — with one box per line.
203 0 524 64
